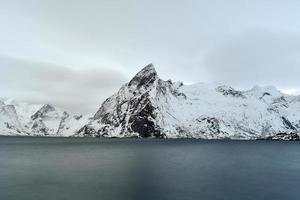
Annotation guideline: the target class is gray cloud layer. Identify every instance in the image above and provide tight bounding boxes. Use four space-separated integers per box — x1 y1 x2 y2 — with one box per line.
0 56 127 113
1 0 300 113
204 30 300 90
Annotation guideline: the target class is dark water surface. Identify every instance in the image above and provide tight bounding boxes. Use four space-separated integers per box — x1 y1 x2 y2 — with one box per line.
0 137 300 200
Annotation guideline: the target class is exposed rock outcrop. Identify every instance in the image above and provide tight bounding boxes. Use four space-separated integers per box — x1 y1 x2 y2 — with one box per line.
77 64 300 139
2 64 300 140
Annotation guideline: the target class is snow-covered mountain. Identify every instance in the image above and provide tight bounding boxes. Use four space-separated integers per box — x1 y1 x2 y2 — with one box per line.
1 64 300 140
77 64 300 140
0 99 90 136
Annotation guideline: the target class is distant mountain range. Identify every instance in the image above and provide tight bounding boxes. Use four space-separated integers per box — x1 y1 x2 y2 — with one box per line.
0 99 90 137
1 64 300 140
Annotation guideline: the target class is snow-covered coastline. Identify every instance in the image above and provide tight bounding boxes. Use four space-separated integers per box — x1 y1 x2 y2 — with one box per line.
1 64 300 140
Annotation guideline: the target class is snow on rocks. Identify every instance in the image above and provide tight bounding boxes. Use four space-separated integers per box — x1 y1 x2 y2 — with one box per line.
78 64 300 139
0 100 89 136
1 64 300 139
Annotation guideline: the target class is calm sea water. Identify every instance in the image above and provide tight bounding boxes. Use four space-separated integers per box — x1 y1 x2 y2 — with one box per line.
0 137 300 200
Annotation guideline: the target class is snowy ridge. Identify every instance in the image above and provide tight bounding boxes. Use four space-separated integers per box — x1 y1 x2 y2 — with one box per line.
0 100 90 136
1 64 300 140
77 64 300 140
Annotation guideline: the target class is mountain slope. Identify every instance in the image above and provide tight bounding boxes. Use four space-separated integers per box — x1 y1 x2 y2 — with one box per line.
1 64 299 139
0 102 24 135
0 100 89 136
78 64 300 139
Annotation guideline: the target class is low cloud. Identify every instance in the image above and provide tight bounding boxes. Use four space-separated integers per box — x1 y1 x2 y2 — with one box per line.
0 55 128 114
204 30 300 91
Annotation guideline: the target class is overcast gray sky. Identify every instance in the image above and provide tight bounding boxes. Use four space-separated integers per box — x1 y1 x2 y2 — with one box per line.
1 0 300 114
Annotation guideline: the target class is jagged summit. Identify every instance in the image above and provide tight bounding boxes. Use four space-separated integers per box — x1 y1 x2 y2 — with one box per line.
135 63 157 77
1 64 300 140
77 64 300 139
31 104 56 120
128 63 158 88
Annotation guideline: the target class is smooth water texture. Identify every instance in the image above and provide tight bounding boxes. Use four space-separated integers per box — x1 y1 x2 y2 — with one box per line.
0 137 300 200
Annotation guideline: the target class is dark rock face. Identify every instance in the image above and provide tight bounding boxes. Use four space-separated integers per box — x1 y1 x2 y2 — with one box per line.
92 93 162 138
77 125 99 137
267 132 300 141
84 64 164 138
31 120 49 135
216 86 245 98
196 117 221 134
93 64 157 121
281 116 297 131
31 104 55 120
128 63 157 89
74 115 82 120
128 94 161 138
262 92 271 97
